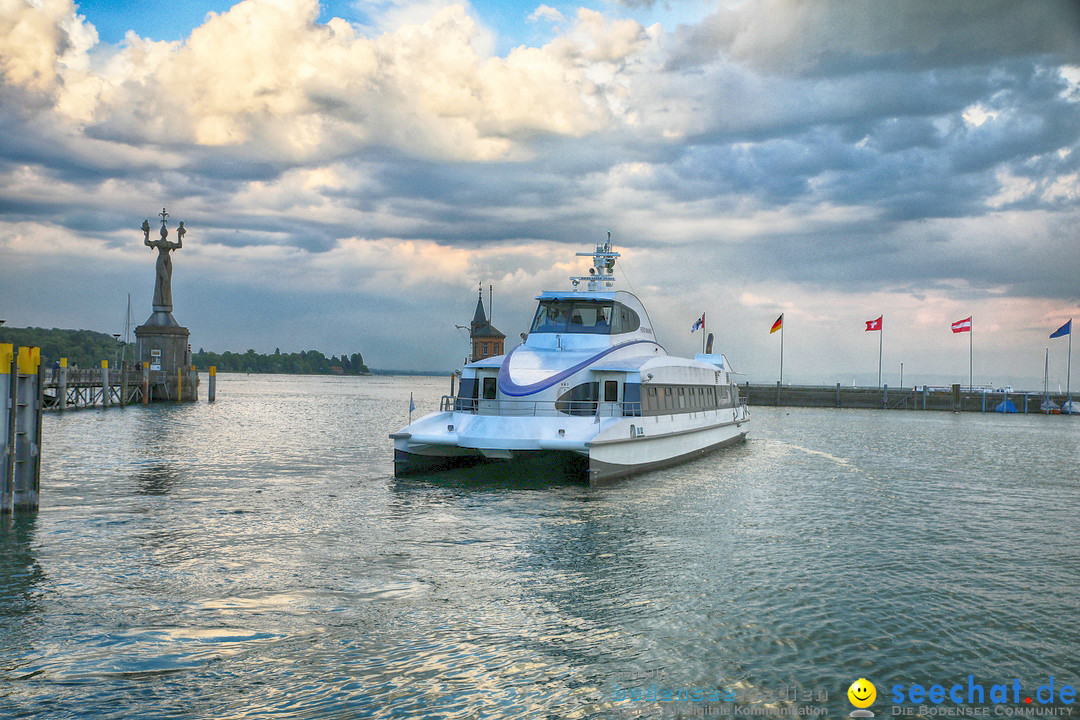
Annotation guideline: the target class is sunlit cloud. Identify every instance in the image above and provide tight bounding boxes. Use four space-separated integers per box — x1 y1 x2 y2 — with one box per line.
1 0 1078 383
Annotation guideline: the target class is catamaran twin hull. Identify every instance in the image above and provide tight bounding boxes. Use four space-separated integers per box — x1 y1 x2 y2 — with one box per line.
391 237 751 484
392 404 749 483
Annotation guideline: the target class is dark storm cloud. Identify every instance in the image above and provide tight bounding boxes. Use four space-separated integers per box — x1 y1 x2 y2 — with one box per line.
674 0 1080 78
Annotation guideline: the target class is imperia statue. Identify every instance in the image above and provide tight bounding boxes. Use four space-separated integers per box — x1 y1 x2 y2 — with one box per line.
142 208 185 310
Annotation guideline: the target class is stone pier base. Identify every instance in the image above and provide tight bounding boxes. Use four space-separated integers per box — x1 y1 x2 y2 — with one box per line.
135 318 195 401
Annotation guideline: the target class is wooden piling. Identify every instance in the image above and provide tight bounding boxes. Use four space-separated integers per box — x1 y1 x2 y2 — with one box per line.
58 358 68 411
120 362 128 407
177 367 182 402
101 360 109 408
208 366 216 402
142 362 150 405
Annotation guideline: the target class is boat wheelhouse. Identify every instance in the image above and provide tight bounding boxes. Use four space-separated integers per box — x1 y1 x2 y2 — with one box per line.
390 239 749 483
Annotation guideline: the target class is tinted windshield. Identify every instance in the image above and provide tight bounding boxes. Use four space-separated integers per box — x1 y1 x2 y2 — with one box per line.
529 300 639 334
531 300 611 334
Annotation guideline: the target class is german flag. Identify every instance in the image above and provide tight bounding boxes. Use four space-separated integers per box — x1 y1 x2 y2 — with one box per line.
770 314 783 334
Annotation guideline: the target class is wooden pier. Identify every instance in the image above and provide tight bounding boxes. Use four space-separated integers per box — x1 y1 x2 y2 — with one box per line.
43 359 201 411
743 382 1074 414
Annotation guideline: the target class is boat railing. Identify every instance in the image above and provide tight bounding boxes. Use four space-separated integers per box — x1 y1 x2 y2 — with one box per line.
440 395 642 418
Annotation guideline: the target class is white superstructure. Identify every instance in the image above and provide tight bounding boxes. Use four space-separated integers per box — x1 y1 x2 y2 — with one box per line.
390 240 750 483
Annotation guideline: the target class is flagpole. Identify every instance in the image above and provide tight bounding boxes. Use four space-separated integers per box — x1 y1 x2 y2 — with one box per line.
1044 347 1050 413
877 317 883 389
702 312 706 354
1068 322 1073 412
972 317 980 390
780 319 784 386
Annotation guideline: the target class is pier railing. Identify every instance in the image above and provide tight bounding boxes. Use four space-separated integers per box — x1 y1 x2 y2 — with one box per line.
440 395 643 418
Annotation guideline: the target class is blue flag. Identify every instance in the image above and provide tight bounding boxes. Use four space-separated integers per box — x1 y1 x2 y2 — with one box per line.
1050 319 1072 339
409 392 415 413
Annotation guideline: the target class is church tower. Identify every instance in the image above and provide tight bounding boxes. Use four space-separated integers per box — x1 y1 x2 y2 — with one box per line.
470 285 505 362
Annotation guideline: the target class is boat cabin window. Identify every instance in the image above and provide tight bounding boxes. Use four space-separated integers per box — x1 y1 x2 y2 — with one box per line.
556 382 598 416
530 299 640 335
483 377 497 400
604 380 618 402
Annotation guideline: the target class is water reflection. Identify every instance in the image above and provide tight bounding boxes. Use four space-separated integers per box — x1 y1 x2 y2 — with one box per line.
132 464 182 495
0 514 43 619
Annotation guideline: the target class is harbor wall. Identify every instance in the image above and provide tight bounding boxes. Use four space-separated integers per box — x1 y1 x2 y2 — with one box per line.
742 383 1073 413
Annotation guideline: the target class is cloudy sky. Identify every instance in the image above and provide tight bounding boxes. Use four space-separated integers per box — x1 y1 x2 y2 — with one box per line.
1 0 1078 387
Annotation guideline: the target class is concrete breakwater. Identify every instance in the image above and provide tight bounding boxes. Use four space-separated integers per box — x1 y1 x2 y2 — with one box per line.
743 383 1074 413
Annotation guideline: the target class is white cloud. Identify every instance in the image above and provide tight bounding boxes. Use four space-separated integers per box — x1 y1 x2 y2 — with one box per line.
528 5 563 24
0 0 656 162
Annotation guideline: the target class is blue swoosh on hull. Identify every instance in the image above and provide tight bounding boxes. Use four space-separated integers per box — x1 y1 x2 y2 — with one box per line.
497 340 660 397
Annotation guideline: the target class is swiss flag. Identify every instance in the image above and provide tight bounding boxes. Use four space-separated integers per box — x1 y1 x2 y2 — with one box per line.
865 316 882 332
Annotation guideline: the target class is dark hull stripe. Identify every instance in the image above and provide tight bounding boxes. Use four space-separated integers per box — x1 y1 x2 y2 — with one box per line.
497 339 660 397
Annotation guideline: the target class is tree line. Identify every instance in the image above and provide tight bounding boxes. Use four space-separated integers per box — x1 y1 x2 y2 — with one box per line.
0 327 369 375
192 348 369 375
0 327 123 368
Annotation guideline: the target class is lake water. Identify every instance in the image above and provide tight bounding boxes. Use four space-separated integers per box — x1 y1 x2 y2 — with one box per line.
2 374 1078 719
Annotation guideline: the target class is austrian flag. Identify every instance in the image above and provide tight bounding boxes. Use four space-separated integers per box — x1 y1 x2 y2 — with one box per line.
865 316 882 332
952 316 972 333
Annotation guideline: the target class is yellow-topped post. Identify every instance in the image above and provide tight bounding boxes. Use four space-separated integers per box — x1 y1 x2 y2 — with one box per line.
17 347 40 375
142 361 150 405
3 345 43 513
101 359 109 408
1 344 12 511
58 357 68 411
208 365 216 402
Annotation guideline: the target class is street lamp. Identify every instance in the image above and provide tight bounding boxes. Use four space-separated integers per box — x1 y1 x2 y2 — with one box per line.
455 324 471 365
113 333 121 371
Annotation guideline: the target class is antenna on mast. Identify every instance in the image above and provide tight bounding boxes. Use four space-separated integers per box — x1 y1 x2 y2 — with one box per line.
572 232 620 291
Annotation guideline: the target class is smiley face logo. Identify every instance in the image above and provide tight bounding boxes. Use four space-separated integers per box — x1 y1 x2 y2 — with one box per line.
848 678 876 708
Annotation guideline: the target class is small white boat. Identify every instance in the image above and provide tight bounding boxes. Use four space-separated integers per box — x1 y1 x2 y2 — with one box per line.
390 240 750 483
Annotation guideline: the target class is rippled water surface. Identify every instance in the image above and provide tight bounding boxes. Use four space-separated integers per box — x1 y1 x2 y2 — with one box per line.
2 374 1079 718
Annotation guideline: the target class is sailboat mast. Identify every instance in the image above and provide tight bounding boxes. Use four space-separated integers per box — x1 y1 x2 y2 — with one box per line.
122 293 132 367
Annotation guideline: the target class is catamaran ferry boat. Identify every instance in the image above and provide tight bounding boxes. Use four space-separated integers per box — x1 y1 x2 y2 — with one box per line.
390 240 750 483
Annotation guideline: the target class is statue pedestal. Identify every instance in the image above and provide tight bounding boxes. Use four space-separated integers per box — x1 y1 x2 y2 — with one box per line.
135 313 195 401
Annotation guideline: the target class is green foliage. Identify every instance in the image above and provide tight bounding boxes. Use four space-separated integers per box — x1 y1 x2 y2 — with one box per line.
0 326 369 375
0 326 125 368
191 348 369 375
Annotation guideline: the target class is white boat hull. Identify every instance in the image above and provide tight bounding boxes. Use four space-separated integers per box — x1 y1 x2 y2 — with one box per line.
392 406 748 483
587 408 748 482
